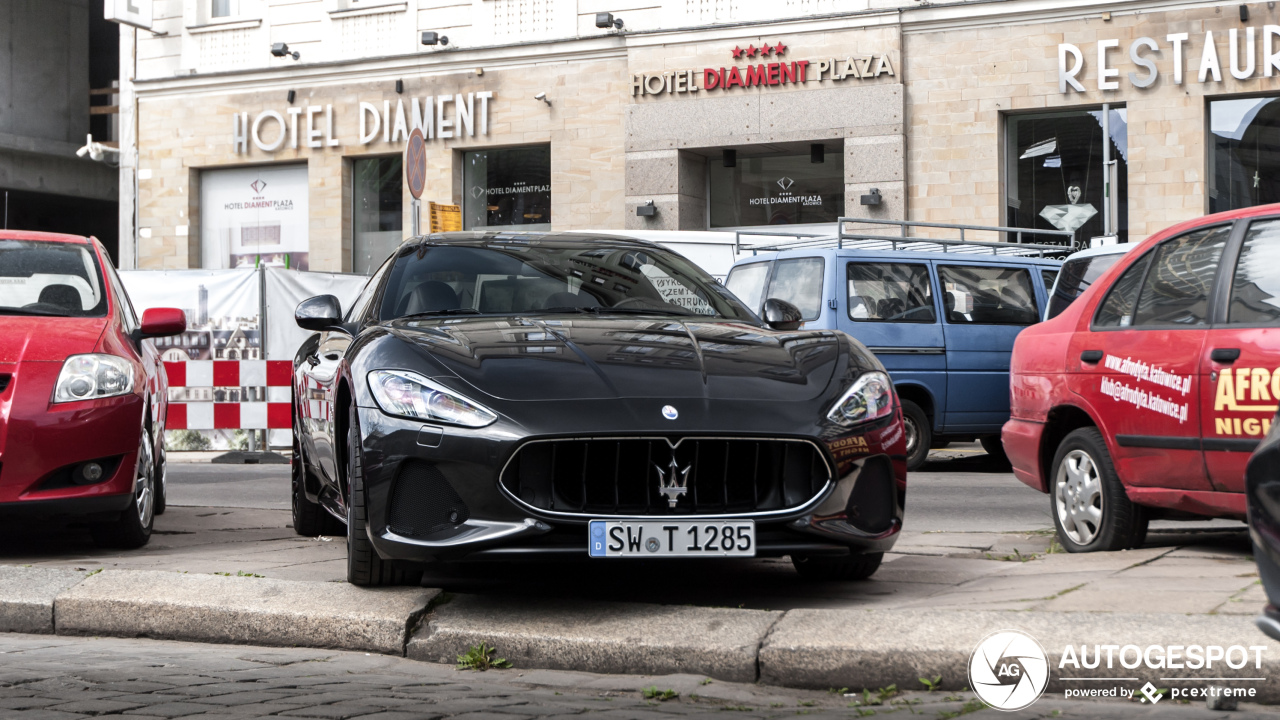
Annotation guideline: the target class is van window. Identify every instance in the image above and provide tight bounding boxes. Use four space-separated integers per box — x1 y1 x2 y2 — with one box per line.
725 262 770 312
1095 254 1151 328
1228 218 1280 325
1131 225 1229 326
846 263 935 322
767 257 824 320
1046 253 1125 320
938 265 1038 325
1041 269 1058 294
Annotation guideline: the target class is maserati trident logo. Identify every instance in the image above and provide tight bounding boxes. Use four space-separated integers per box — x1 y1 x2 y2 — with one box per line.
654 456 691 508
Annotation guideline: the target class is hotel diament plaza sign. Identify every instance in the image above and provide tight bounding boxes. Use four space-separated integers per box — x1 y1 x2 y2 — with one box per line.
630 41 896 96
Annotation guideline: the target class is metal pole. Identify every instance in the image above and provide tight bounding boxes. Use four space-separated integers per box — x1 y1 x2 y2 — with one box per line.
411 198 421 236
1101 103 1111 237
257 264 268 453
3 191 7 229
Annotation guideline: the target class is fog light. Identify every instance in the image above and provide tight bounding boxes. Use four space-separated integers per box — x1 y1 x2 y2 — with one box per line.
80 463 103 483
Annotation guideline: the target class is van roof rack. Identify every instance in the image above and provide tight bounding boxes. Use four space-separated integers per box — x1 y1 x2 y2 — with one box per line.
736 218 1078 258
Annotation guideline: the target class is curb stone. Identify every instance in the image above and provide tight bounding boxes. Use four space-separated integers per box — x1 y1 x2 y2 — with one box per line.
54 568 438 654
0 566 90 634
408 594 780 683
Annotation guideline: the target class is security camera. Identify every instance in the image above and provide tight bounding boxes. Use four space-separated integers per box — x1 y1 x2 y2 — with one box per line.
271 43 300 60
595 12 623 29
534 92 551 107
421 31 449 46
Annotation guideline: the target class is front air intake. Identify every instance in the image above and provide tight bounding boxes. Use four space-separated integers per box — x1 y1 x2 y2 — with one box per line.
387 460 469 539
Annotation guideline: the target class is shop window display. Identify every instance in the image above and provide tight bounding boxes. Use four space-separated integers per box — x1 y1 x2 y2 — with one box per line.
1006 108 1128 244
708 151 843 229
462 145 551 230
199 164 309 270
352 156 402 275
1210 96 1280 213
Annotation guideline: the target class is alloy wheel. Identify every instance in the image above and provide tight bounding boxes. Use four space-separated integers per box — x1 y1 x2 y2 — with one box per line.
1054 448 1103 545
135 433 155 528
904 415 919 457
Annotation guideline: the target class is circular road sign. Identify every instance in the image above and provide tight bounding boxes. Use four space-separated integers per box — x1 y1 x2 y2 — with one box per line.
405 128 426 199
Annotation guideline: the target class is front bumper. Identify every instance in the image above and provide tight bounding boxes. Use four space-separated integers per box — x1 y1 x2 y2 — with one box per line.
354 401 907 563
0 360 143 514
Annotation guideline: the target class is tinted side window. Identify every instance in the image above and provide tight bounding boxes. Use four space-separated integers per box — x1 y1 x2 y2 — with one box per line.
846 263 935 322
1046 253 1125 320
767 257 824 320
938 265 1038 325
1095 254 1151 327
1228 218 1280 325
1131 225 1229 326
725 262 771 312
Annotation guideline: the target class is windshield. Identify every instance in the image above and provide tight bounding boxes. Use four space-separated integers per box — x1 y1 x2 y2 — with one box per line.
0 240 107 317
1045 253 1124 320
377 239 759 323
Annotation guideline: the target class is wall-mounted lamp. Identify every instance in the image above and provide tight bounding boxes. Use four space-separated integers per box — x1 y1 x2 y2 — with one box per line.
722 149 737 168
860 188 883 206
636 200 657 217
395 79 404 94
1241 4 1250 21
1101 11 1112 21
810 143 825 164
534 92 552 107
474 68 484 76
596 12 624 29
271 43 300 60
286 89 296 104
421 31 449 46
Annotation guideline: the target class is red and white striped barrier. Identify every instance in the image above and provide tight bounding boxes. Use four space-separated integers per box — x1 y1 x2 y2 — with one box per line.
164 360 292 431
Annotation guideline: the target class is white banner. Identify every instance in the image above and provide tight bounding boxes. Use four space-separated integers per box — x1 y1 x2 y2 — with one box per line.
263 266 368 362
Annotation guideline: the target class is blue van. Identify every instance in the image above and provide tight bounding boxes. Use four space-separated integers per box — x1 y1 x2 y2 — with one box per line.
726 247 1061 470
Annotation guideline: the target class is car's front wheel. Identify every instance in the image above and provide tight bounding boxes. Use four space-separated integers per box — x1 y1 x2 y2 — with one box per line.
154 432 168 516
91 428 155 549
345 406 423 587
1050 427 1147 553
901 400 930 471
792 552 883 581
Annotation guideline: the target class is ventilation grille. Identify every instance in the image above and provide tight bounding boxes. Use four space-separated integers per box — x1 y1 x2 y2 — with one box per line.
501 437 829 516
387 460 470 539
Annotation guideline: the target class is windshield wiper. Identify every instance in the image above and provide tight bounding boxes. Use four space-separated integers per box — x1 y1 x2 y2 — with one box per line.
400 308 484 319
539 305 699 317
0 307 73 317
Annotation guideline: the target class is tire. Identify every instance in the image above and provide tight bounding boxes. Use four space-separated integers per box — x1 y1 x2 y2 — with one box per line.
345 405 423 587
792 552 884 581
154 435 167 516
91 428 156 549
1049 427 1148 553
901 400 931 472
980 435 1009 465
292 433 344 537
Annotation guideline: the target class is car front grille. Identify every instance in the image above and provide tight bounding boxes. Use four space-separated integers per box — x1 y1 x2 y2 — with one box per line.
499 437 831 517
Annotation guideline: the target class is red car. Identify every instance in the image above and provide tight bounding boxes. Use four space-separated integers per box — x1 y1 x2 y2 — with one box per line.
1005 204 1280 552
0 231 186 548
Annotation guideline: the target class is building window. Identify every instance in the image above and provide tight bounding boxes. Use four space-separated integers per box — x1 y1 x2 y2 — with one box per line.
1210 97 1280 213
211 0 234 18
708 149 844 229
199 164 309 270
462 145 551 230
1006 108 1128 244
352 156 402 275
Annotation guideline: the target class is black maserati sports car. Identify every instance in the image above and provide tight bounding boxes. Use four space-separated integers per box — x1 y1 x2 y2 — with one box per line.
290 232 907 586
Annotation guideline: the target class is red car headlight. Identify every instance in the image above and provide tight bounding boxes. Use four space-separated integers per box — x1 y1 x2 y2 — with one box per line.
52 353 134 403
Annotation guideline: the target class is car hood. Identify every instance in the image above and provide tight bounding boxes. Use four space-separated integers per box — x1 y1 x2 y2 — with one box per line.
0 316 106 363
384 316 843 402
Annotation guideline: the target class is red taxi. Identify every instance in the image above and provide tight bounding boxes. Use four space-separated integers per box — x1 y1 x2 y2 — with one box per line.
1004 204 1280 552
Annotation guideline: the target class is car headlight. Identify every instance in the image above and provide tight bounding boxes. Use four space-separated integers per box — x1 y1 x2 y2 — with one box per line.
827 371 895 427
52 354 135 403
368 369 497 428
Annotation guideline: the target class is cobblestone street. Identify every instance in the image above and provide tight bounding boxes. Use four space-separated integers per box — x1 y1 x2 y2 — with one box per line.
2 633 1279 720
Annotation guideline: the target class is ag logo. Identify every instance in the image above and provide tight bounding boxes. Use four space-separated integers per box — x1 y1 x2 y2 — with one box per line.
968 630 1049 711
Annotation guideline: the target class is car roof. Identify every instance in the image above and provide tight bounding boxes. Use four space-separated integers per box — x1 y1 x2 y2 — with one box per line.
733 247 1063 267
1061 243 1137 262
402 231 667 251
0 230 94 244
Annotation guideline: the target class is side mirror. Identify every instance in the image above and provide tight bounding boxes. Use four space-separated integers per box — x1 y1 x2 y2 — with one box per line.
295 294 343 331
139 308 187 338
762 298 804 331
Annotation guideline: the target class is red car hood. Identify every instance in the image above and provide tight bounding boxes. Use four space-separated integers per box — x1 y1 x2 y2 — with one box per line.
0 316 107 362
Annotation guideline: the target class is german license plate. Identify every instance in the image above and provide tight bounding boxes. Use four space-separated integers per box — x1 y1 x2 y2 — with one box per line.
588 520 755 557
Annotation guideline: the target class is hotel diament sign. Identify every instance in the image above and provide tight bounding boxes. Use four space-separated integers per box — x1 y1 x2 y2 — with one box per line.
631 41 896 96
